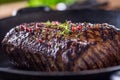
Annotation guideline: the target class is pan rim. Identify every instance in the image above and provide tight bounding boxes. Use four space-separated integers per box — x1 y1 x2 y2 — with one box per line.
0 65 119 76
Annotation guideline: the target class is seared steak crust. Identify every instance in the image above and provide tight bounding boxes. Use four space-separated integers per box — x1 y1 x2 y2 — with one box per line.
2 21 120 71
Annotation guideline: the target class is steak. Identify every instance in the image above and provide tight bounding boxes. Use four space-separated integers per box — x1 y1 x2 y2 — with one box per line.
1 21 120 71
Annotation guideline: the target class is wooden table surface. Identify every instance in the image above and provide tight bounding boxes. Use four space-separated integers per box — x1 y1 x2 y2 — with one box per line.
0 1 27 19
0 0 120 19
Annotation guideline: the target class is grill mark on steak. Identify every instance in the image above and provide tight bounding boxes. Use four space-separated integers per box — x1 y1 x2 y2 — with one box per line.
105 43 117 65
96 42 112 67
36 53 46 71
26 51 38 70
30 54 41 70
81 57 89 70
21 38 39 70
90 49 103 68
99 50 111 67
13 34 28 67
56 46 66 71
95 44 110 67
15 48 26 67
35 53 48 71
77 59 87 70
19 33 33 68
43 53 58 71
85 47 98 68
82 54 95 69
91 46 105 68
105 41 118 65
112 39 120 64
87 54 98 69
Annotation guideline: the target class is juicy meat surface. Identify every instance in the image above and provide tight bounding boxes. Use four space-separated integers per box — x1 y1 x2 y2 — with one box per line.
1 21 120 71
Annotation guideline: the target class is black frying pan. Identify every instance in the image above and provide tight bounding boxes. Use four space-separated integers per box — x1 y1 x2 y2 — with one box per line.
0 9 120 80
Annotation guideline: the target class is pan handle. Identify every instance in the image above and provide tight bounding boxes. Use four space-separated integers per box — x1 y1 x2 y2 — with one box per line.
12 6 51 16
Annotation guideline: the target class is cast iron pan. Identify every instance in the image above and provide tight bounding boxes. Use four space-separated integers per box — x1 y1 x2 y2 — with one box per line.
0 9 120 80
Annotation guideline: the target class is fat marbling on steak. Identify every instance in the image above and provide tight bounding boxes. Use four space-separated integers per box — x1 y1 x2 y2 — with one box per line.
1 21 120 71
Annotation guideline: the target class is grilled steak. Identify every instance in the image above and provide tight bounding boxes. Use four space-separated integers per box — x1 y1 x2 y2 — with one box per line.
1 21 120 71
